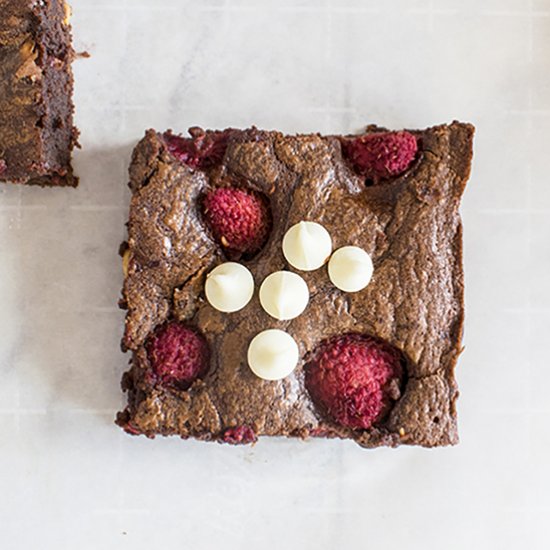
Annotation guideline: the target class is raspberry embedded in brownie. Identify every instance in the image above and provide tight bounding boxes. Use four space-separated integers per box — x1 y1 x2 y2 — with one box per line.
222 425 257 445
163 128 233 169
304 334 405 430
117 122 474 448
146 322 210 390
342 130 418 183
203 186 272 259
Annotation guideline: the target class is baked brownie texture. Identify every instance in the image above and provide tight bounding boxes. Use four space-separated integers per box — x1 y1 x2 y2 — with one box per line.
0 0 78 186
117 121 474 448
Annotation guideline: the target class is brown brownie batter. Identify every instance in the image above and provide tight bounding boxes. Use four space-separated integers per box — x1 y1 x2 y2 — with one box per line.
0 0 78 186
117 122 474 448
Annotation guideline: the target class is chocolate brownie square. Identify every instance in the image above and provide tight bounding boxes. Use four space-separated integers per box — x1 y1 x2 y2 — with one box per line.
0 0 78 186
116 121 474 448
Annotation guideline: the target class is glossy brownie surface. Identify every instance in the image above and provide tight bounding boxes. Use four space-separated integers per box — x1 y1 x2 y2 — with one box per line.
117 122 474 448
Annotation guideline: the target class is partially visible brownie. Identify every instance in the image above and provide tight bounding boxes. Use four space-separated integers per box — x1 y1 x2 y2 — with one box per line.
117 121 474 448
0 0 78 186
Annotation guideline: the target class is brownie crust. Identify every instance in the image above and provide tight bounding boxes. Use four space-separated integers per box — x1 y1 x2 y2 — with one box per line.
0 0 78 186
117 122 474 448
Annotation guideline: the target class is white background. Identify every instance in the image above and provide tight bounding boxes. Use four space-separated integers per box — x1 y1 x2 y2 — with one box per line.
1 0 548 548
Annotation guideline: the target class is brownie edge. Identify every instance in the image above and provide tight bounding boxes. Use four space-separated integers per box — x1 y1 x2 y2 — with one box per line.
0 0 79 186
117 121 474 449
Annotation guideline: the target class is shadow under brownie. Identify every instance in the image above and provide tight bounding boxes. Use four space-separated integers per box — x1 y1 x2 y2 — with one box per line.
117 121 474 448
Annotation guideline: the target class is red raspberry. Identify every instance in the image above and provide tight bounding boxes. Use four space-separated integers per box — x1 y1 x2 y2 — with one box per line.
304 334 405 430
163 128 232 169
203 187 271 257
222 425 257 445
146 322 210 390
344 131 418 181
121 421 142 436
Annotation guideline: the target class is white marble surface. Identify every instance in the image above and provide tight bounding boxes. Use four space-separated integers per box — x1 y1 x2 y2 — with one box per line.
1 0 549 548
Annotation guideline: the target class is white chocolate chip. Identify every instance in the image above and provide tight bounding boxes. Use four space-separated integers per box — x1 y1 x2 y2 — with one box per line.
205 262 254 313
259 271 309 320
328 246 373 292
282 221 332 271
247 329 299 381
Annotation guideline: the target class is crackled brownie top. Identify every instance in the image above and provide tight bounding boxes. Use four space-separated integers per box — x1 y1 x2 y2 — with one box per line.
118 121 474 448
0 0 78 186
